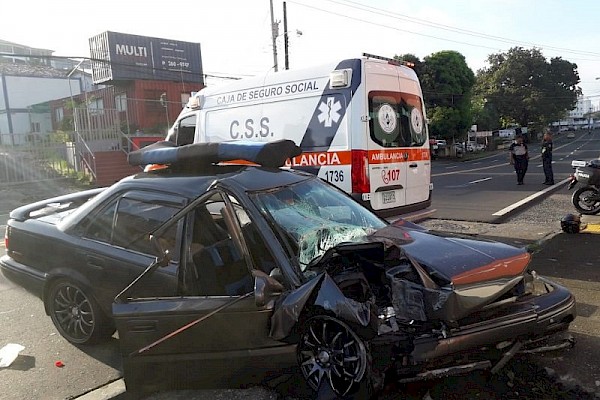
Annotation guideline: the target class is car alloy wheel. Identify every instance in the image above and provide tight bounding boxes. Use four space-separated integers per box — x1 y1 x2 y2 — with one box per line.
47 280 109 345
297 316 368 397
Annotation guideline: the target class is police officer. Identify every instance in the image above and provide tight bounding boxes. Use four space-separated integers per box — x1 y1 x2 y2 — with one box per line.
509 135 529 185
541 131 554 185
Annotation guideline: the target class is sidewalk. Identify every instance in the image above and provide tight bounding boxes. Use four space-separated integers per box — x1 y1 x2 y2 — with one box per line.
520 230 600 396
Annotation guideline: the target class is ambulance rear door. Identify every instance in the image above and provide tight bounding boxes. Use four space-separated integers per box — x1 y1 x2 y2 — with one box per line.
364 60 408 211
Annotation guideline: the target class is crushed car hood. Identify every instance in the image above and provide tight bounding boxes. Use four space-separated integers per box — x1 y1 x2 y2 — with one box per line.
384 227 531 286
271 224 531 340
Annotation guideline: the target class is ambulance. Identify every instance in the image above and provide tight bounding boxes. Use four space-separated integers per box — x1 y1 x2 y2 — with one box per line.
168 53 432 216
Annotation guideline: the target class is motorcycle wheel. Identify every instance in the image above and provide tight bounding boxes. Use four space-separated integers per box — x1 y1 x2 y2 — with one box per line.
572 186 600 215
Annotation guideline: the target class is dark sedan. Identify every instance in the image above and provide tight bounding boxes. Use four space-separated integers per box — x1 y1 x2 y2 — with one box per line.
1 140 576 398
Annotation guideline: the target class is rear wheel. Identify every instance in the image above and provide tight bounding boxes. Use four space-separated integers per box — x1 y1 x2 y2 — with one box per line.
46 279 113 345
297 316 370 397
572 186 600 215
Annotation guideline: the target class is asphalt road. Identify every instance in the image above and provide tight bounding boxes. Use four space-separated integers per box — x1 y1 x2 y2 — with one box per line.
431 130 600 222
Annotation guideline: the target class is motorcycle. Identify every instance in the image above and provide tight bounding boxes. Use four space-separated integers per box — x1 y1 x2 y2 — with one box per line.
568 159 600 214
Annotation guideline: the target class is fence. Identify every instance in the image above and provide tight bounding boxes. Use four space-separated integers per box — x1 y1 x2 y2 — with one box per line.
0 132 91 184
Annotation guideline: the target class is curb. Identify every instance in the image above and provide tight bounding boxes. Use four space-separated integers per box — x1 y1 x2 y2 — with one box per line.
491 178 570 223
73 379 126 400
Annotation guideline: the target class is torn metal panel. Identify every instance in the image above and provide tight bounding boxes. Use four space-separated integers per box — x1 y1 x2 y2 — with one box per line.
270 272 373 341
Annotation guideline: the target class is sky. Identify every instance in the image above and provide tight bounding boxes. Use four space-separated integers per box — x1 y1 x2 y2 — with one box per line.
2 0 600 108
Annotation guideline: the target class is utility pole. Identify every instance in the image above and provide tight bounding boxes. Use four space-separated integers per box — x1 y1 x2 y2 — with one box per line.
283 1 289 70
269 0 279 72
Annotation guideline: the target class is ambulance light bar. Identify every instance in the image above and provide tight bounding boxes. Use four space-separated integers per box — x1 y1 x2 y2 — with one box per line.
330 69 352 88
362 52 415 68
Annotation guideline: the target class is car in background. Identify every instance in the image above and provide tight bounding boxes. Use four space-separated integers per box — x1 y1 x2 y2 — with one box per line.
567 131 576 138
1 140 577 398
435 139 447 148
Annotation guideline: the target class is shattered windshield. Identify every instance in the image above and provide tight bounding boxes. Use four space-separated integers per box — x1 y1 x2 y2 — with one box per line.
253 178 386 272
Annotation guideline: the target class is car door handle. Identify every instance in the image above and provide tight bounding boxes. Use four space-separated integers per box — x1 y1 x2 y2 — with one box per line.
409 163 418 168
86 255 105 270
128 320 158 333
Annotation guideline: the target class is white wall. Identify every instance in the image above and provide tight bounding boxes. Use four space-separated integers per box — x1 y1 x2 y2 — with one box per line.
5 76 81 108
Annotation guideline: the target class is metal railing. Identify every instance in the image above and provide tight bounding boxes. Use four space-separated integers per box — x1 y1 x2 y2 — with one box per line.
0 132 91 184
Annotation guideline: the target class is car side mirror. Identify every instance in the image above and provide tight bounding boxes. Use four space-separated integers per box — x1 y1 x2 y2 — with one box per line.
253 270 285 308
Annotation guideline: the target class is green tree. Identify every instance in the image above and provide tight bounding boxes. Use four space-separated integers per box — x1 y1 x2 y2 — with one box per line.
419 51 475 142
475 47 580 130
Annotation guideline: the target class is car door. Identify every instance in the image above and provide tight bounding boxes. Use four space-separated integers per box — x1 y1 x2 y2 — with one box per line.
113 190 295 392
71 190 185 314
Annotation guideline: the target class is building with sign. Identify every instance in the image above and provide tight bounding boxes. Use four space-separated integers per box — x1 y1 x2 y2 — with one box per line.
89 31 203 85
82 31 205 134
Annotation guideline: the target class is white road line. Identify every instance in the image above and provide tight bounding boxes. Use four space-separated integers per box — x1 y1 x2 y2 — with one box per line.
469 177 492 184
446 165 458 169
492 177 570 216
445 177 492 188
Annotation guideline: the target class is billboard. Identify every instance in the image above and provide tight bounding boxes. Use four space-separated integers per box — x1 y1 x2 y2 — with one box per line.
89 31 203 85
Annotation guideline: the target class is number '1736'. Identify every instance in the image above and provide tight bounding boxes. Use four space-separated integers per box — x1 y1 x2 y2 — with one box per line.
324 170 344 182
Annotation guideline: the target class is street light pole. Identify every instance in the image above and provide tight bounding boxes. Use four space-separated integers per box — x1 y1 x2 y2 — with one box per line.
269 0 279 72
283 1 289 70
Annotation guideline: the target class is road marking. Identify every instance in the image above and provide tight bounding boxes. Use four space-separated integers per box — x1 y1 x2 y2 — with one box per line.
445 177 492 188
469 177 492 184
446 165 458 169
492 177 570 216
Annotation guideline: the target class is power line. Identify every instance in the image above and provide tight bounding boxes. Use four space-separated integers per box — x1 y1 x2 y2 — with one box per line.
332 0 600 58
290 0 600 59
286 1 504 52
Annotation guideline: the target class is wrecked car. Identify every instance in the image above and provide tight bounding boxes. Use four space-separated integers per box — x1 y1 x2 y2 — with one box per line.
1 140 576 397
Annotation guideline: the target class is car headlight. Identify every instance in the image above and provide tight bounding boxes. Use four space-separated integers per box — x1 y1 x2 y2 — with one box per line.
524 270 552 296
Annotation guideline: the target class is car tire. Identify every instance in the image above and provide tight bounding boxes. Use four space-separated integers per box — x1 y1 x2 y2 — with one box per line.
297 315 373 398
46 279 114 345
572 186 600 215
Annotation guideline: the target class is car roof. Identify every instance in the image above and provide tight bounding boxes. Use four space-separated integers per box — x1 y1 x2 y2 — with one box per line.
117 165 314 199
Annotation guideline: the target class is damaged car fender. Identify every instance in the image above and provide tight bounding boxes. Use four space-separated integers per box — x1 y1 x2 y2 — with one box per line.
270 272 375 341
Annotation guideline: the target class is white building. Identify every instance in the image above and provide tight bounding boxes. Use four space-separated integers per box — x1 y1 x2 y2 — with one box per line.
0 39 97 144
0 63 92 145
553 96 595 130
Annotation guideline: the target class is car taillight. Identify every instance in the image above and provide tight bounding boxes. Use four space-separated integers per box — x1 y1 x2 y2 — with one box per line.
351 150 370 194
4 226 9 249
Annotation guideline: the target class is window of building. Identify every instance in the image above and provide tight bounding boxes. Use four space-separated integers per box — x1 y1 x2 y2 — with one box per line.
89 98 104 115
55 107 64 122
115 93 127 112
30 122 40 133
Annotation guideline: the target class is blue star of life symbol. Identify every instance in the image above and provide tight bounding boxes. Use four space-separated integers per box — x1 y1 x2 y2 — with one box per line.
317 97 342 127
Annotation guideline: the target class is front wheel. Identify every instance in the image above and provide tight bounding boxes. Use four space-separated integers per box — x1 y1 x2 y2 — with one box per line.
46 279 113 345
297 316 371 398
572 186 600 215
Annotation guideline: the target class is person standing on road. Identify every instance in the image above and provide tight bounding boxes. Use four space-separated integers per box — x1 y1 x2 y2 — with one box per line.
542 131 554 185
509 135 529 185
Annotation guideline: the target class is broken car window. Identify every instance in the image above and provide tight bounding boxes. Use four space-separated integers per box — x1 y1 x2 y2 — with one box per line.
188 192 254 296
252 179 386 274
